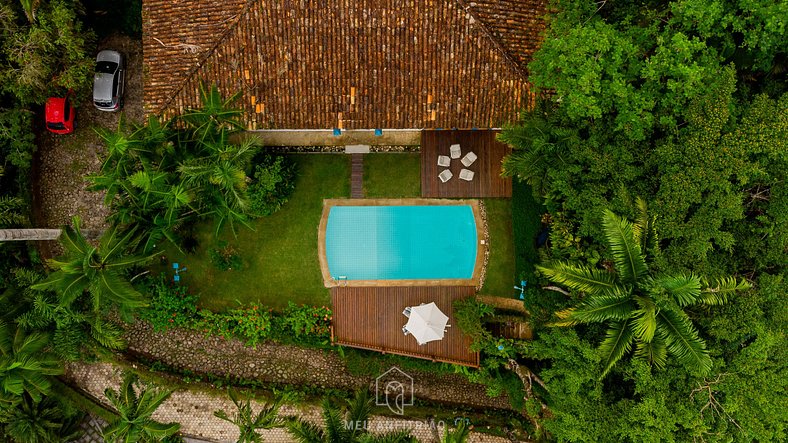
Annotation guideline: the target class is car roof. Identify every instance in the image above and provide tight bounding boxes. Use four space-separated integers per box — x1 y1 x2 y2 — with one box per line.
96 49 122 64
45 97 67 121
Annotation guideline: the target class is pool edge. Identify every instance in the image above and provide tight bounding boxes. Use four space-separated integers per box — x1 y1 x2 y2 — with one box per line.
318 198 487 288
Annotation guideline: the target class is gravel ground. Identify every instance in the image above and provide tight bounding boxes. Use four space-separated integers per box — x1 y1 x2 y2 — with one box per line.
34 34 143 243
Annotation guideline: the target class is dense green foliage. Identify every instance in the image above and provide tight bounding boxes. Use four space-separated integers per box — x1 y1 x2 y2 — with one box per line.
0 0 95 104
89 83 297 252
499 0 788 441
539 204 750 376
139 274 332 347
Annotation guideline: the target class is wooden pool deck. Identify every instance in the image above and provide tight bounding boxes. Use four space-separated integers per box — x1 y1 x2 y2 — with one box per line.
331 286 480 367
421 129 512 198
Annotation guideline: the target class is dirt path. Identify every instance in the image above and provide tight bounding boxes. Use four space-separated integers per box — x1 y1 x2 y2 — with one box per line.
64 361 513 443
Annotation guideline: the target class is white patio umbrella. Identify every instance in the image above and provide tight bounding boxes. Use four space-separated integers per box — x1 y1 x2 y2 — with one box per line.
405 302 449 345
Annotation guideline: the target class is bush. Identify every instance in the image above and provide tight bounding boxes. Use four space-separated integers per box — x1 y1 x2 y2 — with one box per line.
276 302 332 338
209 241 243 271
247 155 296 217
139 274 199 331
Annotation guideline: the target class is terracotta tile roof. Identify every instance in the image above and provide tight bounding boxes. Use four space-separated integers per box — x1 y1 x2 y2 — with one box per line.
143 0 546 129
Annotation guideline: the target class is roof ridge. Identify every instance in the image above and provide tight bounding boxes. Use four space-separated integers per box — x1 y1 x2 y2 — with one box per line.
455 0 529 79
156 0 258 114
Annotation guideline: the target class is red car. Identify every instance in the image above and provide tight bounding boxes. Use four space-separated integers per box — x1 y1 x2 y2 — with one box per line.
44 94 75 134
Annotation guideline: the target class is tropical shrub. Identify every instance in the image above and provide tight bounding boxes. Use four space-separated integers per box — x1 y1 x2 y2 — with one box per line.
0 0 95 104
276 303 331 338
139 274 199 331
209 241 243 271
247 155 297 217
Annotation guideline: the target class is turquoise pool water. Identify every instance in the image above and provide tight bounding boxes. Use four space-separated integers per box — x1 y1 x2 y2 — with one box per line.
325 205 477 280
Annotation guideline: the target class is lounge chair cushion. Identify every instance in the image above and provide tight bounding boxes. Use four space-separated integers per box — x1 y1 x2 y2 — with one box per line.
439 169 453 183
461 151 477 167
437 155 451 167
449 144 461 159
459 169 475 181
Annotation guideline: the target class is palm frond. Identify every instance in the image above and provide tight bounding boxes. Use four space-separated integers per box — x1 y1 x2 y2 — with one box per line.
631 295 657 342
632 197 659 258
598 320 634 377
601 209 648 285
322 397 349 442
285 417 325 443
536 261 623 296
634 331 667 370
657 309 712 375
698 277 751 305
554 293 634 326
141 420 180 438
346 389 372 430
655 274 702 307
59 217 89 256
98 272 147 308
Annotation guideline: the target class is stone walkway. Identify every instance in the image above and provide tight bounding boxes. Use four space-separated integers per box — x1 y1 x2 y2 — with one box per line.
123 320 512 411
64 361 513 442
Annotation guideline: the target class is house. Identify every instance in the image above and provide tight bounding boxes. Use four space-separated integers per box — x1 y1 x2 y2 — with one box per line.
142 0 546 130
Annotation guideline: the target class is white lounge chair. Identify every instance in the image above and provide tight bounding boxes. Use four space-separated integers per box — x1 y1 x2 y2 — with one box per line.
459 169 475 181
402 325 410 335
403 307 411 318
449 144 461 159
461 151 477 167
437 155 450 167
439 169 453 183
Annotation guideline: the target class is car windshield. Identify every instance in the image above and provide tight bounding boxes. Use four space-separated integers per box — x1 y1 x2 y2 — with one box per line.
47 122 66 130
96 61 117 74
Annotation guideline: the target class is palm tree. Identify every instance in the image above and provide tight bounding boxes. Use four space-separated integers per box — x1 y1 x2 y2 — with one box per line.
31 216 155 315
537 199 751 377
0 323 62 404
102 372 180 443
214 389 284 442
440 421 471 443
0 394 82 443
499 106 579 197
4 267 124 361
286 390 415 443
181 82 244 144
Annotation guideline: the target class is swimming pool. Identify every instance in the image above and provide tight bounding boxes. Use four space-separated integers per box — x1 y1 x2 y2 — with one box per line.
323 203 478 281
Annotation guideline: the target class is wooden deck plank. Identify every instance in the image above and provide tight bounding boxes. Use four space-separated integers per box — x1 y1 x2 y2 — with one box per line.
421 129 512 198
331 286 479 367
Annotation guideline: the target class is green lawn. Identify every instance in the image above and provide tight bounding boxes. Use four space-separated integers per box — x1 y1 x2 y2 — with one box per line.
154 154 349 311
511 181 544 284
363 153 421 197
156 152 517 311
480 198 516 297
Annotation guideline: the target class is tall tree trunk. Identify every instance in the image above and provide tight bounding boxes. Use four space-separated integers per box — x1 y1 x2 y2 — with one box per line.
0 229 63 241
0 229 101 241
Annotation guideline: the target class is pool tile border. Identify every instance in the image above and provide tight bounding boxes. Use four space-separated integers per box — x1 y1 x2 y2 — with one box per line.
318 198 487 288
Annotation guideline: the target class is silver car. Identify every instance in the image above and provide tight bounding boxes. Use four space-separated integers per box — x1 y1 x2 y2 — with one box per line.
93 50 125 111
